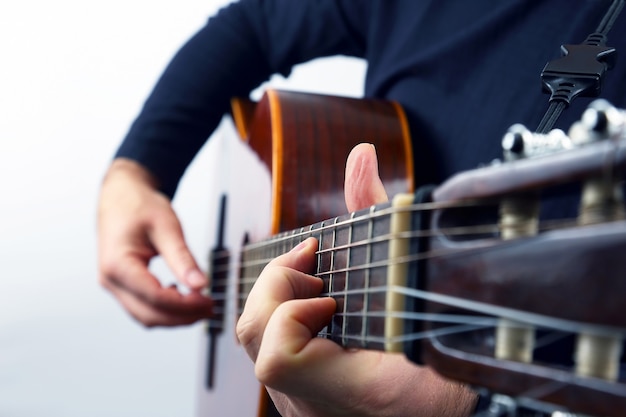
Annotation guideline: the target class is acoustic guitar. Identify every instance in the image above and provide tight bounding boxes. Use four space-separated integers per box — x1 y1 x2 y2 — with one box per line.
196 89 626 417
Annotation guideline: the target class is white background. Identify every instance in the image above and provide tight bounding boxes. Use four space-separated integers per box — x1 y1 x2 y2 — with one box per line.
0 1 365 416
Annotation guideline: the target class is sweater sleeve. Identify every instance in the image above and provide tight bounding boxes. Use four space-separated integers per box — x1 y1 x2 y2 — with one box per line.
115 0 367 198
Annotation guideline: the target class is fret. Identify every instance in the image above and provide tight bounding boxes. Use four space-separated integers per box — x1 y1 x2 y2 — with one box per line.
316 220 327 277
317 218 338 342
343 210 364 348
365 205 391 351
329 217 345 345
347 208 373 347
306 223 314 252
277 231 284 259
344 210 369 347
312 222 332 340
361 207 375 348
298 226 305 247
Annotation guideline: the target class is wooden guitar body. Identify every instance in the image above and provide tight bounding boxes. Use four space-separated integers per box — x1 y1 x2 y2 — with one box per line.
196 90 414 416
197 92 626 417
233 89 414 231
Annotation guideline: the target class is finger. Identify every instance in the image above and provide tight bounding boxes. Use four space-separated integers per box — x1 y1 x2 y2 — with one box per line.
146 213 207 291
344 143 389 212
257 298 476 416
255 295 388 404
236 238 320 360
105 283 211 327
102 255 212 319
254 297 338 390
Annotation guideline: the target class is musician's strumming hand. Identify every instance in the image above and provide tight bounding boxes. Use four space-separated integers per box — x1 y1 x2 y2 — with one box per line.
97 158 212 327
237 144 476 417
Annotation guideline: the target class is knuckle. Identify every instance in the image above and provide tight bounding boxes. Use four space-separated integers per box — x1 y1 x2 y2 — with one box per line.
236 315 260 351
97 273 112 290
142 290 162 308
98 258 121 290
255 350 290 388
98 258 117 281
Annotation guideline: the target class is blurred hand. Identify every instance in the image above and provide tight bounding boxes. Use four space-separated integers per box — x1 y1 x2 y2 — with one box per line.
237 144 476 417
97 158 212 327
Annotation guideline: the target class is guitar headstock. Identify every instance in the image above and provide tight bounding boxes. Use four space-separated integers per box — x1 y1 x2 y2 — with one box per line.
421 100 626 416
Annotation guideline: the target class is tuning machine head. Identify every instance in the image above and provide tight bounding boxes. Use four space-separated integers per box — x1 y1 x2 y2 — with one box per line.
569 99 625 145
502 124 572 161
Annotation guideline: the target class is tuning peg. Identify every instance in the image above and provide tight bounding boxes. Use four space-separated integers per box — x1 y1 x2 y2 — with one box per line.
502 124 573 161
502 124 531 160
582 102 609 133
569 99 624 145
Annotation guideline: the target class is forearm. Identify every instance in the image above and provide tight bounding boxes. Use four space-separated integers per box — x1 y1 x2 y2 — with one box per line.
114 0 366 199
115 5 274 198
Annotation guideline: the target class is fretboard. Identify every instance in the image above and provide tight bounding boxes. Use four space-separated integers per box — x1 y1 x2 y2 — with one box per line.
238 193 421 355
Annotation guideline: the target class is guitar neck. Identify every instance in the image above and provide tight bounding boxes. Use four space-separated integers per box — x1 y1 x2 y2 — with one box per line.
207 91 626 417
238 191 434 359
234 132 626 415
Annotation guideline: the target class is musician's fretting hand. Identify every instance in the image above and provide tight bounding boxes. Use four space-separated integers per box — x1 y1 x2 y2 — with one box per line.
237 144 477 417
97 158 212 327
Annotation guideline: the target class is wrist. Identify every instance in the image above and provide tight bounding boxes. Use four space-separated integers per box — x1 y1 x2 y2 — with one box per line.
104 158 160 190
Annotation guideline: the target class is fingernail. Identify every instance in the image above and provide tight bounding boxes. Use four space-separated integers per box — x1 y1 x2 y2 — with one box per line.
186 270 207 287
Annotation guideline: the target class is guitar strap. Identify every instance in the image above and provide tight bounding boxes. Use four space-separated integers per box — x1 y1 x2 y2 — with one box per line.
536 0 624 133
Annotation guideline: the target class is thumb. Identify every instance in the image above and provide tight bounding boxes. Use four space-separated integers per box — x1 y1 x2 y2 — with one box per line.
148 211 206 290
344 143 389 212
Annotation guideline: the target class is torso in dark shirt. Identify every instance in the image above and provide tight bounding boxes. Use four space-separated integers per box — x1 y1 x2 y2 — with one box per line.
117 0 626 198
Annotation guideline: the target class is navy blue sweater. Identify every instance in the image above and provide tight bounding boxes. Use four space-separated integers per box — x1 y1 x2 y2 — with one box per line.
116 0 626 198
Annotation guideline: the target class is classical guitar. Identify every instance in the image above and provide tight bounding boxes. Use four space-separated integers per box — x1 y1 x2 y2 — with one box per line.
197 90 626 417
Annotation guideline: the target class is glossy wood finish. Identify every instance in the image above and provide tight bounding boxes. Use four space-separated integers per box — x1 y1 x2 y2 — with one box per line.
427 218 626 327
433 138 626 202
230 97 257 140
245 89 413 233
423 214 626 414
423 337 626 417
422 134 626 415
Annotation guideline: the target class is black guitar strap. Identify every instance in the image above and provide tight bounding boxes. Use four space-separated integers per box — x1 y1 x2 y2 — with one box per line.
537 0 624 133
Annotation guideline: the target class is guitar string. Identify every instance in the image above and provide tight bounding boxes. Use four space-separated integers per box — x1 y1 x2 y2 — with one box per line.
205 309 582 364
207 223 498 282
206 219 625 358
239 198 494 252
204 312 499 330
209 240 485 289
204 316 596 409
206 305 603 350
316 321 491 345
206 188 588 285
216 218 584 287
238 197 591 256
206 216 583 284
206 283 622 338
205 286 616 385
